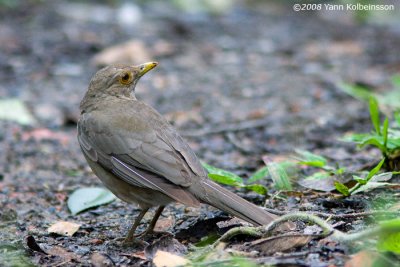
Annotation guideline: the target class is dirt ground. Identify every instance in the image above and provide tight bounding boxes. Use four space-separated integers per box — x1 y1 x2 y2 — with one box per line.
1 1 400 266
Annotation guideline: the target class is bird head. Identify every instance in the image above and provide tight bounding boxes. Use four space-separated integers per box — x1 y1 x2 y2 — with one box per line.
88 62 158 98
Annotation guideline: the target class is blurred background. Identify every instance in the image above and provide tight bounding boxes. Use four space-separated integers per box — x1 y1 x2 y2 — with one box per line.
0 0 399 174
0 0 399 186
1 1 400 266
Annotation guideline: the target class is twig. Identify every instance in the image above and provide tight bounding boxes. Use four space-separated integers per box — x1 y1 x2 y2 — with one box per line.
180 118 270 137
263 208 400 219
263 212 400 243
218 226 263 243
210 211 400 248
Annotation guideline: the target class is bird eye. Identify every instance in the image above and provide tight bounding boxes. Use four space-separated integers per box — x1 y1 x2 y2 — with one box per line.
119 71 133 85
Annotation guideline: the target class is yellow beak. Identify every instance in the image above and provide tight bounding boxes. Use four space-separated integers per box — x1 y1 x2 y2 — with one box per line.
138 62 158 77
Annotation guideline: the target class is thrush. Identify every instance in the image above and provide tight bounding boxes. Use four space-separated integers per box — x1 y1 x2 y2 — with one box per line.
78 62 281 243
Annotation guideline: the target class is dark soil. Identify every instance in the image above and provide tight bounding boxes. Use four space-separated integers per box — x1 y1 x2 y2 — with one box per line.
1 1 400 266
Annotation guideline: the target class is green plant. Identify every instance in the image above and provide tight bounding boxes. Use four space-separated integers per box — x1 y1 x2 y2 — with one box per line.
294 149 345 175
342 96 400 162
294 149 398 196
202 163 268 195
334 158 387 196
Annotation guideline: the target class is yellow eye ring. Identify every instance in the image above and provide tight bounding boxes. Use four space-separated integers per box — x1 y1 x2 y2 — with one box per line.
119 71 133 85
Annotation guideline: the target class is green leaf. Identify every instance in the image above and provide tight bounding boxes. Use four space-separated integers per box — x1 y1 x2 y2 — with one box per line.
366 158 385 181
353 175 367 185
243 184 268 195
68 187 117 215
378 232 400 254
370 172 394 182
202 162 243 184
208 173 243 186
266 162 292 191
195 233 220 247
334 181 350 196
383 117 389 149
351 182 393 195
369 96 381 135
248 166 269 183
377 219 400 254
334 167 346 175
295 149 327 168
379 218 400 228
341 133 399 152
378 233 400 254
339 83 373 102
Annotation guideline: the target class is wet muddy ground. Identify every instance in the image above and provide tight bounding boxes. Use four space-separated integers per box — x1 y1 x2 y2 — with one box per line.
1 1 400 266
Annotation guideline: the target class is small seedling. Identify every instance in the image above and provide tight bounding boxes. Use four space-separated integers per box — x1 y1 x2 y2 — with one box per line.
342 96 400 166
202 162 268 195
294 149 345 175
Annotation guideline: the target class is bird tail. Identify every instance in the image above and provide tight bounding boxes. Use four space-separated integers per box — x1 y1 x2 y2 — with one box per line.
191 179 278 226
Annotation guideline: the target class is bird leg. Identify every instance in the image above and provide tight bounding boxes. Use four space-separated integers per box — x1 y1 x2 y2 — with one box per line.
135 206 165 237
124 207 149 244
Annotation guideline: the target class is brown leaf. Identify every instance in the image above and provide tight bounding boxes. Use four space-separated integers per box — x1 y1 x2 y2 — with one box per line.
245 234 315 255
152 250 188 267
47 221 81 236
145 235 187 260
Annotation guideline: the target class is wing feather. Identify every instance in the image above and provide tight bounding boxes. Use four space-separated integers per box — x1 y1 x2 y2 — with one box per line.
77 102 204 207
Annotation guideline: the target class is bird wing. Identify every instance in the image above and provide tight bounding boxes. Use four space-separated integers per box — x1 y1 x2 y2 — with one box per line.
77 107 204 207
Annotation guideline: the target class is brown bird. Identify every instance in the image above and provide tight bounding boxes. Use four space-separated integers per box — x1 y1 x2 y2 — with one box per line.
78 62 280 243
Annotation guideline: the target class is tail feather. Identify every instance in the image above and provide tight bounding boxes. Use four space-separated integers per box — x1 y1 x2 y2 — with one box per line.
192 179 278 226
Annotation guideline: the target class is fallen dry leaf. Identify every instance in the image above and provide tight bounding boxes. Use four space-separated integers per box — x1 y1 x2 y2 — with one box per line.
48 221 81 236
152 250 188 267
245 234 315 255
145 235 187 259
